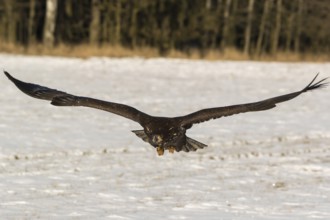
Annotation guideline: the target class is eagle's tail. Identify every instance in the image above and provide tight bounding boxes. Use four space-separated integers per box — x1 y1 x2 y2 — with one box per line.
181 137 207 152
132 130 149 143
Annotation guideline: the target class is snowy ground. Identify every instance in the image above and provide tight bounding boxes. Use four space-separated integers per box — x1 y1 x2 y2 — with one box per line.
0 54 329 219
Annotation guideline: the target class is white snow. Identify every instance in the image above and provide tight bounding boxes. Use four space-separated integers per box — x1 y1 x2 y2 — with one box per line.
0 54 329 219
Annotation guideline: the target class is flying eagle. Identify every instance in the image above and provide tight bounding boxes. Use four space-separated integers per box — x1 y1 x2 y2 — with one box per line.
4 71 328 156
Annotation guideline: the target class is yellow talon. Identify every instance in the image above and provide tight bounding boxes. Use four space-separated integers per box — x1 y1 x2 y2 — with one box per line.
168 147 175 154
156 147 164 156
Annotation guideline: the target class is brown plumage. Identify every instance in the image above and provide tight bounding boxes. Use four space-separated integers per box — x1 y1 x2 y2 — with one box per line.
4 71 328 156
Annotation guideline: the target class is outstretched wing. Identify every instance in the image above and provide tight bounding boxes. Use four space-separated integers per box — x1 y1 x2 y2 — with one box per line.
178 74 328 128
4 71 150 124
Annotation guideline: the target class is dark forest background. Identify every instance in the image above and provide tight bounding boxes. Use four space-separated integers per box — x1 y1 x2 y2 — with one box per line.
0 0 329 59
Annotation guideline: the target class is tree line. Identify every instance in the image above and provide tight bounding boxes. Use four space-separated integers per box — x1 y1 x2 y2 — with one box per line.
0 0 329 57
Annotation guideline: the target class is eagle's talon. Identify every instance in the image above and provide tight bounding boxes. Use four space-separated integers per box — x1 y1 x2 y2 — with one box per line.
168 147 175 154
156 147 164 156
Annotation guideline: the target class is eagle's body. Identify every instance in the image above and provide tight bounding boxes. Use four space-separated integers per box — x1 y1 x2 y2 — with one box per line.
4 71 327 156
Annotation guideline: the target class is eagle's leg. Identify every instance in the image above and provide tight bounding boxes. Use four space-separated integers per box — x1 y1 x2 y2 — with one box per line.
168 147 175 154
156 147 164 156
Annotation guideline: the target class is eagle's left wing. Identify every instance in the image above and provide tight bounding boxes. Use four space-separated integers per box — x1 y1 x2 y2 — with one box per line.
178 74 328 128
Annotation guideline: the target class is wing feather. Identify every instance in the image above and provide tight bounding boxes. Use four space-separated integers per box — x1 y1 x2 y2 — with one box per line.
4 71 149 124
178 74 328 127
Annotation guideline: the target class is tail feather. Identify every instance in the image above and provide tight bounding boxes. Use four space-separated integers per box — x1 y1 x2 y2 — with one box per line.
132 130 149 143
181 137 207 152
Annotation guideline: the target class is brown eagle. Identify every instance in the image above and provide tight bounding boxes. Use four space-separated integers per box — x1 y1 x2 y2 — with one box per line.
4 71 327 156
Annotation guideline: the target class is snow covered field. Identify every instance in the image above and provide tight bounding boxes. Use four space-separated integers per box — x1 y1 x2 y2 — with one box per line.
0 54 329 219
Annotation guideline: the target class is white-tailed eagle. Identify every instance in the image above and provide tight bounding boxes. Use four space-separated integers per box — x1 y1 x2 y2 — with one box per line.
4 71 328 156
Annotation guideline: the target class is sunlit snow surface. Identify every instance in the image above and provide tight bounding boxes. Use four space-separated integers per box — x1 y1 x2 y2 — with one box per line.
0 54 330 219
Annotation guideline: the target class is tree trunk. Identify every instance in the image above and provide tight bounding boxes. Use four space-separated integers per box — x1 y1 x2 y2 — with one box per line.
294 0 303 53
221 0 231 51
101 4 110 44
244 0 254 55
43 0 58 48
130 2 139 49
206 0 212 9
271 0 282 54
89 0 100 45
65 0 73 17
28 0 36 45
114 0 121 45
3 0 16 44
256 0 271 55
285 13 294 52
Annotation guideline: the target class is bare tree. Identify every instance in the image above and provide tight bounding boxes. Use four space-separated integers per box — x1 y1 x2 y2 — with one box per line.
221 0 232 51
206 0 212 9
114 0 121 45
0 0 329 57
271 0 282 54
294 0 303 53
89 0 100 45
43 0 58 48
3 0 16 44
285 12 294 52
244 0 255 55
129 1 139 48
256 0 271 55
28 0 36 45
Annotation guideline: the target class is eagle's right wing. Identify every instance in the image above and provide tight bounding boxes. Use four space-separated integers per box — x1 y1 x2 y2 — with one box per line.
4 71 150 124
